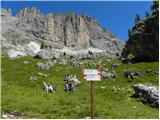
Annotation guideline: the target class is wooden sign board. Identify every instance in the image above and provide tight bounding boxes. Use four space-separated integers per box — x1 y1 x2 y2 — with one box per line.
83 69 100 75
84 74 102 81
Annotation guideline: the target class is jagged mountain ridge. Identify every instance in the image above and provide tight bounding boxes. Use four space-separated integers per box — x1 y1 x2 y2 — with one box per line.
1 7 125 58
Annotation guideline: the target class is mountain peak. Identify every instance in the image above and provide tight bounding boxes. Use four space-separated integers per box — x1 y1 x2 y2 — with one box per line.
16 7 41 18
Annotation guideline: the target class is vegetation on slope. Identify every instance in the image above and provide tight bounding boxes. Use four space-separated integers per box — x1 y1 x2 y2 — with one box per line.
1 57 159 119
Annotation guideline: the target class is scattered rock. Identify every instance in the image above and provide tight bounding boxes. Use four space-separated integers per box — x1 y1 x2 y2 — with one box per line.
102 71 117 78
145 69 153 73
44 74 48 77
76 106 80 109
154 71 159 75
36 60 53 69
112 63 120 70
23 61 30 64
2 111 27 119
37 72 43 76
124 70 142 79
126 98 131 101
37 72 48 77
132 106 136 109
85 116 91 119
101 86 106 89
132 83 159 108
29 76 38 80
53 60 57 64
78 53 96 60
2 114 8 118
59 59 67 64
71 58 80 67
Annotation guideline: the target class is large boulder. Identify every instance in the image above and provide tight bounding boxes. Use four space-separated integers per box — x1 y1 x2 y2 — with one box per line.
35 49 61 59
132 83 159 108
25 42 41 56
8 49 26 59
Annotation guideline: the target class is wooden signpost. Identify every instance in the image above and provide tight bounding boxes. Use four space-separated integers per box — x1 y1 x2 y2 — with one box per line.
82 66 102 119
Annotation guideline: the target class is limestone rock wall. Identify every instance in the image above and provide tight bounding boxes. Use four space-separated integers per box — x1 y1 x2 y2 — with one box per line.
2 7 125 58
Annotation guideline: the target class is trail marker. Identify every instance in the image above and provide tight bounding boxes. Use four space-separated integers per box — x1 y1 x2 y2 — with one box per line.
82 65 102 119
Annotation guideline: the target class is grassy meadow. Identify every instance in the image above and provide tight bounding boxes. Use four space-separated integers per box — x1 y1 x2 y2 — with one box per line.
1 56 159 119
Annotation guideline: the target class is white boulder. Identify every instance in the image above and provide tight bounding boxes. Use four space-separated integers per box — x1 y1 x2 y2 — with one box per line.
26 42 40 55
8 49 26 59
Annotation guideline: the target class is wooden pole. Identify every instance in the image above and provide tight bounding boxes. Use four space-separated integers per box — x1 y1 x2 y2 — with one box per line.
90 81 94 119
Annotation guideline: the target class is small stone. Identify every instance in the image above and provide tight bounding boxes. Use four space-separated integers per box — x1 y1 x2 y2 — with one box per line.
59 59 67 64
37 72 43 76
145 69 153 73
9 114 14 118
29 76 38 80
23 61 29 64
71 58 80 67
112 63 120 69
36 60 53 69
120 88 124 91
126 98 131 101
44 74 48 77
76 106 80 109
53 60 57 64
154 71 159 74
2 114 8 118
85 116 91 119
132 106 136 109
101 86 106 89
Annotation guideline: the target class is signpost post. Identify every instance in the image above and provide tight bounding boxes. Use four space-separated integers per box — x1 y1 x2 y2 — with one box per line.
82 67 102 119
90 81 93 119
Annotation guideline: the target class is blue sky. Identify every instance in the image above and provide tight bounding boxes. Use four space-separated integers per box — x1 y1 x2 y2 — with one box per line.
1 1 153 41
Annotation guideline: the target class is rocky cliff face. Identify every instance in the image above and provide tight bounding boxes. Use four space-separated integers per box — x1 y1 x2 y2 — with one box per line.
1 7 125 58
122 8 159 62
1 8 12 16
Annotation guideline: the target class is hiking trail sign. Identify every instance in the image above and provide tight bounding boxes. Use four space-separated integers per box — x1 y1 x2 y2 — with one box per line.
82 69 102 81
82 68 102 119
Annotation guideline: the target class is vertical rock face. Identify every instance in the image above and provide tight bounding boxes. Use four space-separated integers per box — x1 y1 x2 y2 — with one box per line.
16 7 40 18
122 8 159 62
2 7 125 58
44 13 91 49
1 8 12 16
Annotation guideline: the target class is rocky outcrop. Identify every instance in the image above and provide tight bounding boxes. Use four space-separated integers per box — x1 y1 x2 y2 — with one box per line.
132 83 159 108
122 7 159 62
1 8 12 16
1 7 125 59
16 7 40 18
35 48 61 59
7 42 40 59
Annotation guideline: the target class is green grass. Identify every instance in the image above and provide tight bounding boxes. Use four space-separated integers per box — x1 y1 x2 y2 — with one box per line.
1 57 159 119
